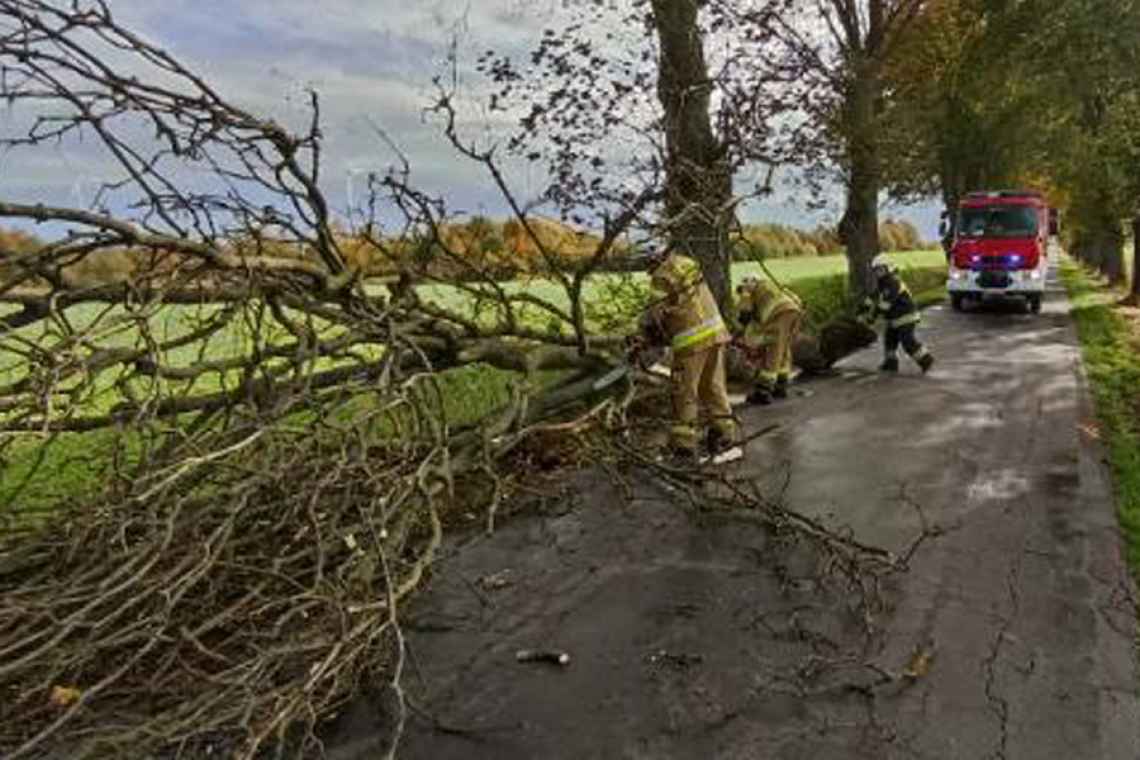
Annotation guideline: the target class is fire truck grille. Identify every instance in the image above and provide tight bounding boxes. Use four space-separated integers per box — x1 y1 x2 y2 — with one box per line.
978 270 1012 288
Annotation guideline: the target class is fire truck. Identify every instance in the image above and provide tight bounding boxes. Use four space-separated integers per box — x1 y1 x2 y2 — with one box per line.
943 190 1059 313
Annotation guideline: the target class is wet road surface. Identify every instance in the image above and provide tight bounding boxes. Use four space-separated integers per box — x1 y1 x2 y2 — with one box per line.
326 261 1139 759
738 264 1140 758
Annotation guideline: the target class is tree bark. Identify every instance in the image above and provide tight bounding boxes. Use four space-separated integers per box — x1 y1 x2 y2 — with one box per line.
1132 215 1140 298
1083 200 1125 283
1103 230 1125 285
650 0 733 310
840 63 883 297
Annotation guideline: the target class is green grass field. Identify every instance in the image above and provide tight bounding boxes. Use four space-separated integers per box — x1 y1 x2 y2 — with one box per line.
733 249 944 281
418 249 946 332
1 250 947 517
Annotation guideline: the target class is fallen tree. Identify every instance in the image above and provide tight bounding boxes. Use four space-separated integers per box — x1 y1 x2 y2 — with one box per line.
0 3 919 758
0 3 656 756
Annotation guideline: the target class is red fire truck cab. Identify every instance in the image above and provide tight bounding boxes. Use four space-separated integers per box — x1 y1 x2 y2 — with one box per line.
945 190 1059 314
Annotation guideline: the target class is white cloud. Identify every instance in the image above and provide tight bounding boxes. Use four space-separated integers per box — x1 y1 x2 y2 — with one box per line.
1 1 940 237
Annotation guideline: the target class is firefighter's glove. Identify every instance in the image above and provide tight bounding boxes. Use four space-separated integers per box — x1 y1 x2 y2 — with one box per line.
855 297 877 326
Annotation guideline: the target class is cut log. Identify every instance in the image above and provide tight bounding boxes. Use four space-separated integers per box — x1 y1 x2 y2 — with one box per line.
726 317 878 383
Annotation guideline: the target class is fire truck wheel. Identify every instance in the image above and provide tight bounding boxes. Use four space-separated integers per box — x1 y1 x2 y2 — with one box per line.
1028 295 1042 314
950 294 965 312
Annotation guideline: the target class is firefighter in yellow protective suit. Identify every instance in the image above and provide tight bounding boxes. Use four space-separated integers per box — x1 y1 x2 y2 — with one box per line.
635 252 738 461
735 276 804 405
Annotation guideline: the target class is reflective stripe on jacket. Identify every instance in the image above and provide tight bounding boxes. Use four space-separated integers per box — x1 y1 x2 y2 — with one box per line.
865 271 920 329
886 311 920 329
647 254 729 355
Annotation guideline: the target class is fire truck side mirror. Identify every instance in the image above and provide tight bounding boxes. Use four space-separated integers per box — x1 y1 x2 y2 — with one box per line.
1048 208 1060 236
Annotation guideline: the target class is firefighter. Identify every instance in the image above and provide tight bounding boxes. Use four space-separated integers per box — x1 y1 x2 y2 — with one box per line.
939 210 953 263
859 254 935 374
631 250 738 461
735 275 804 405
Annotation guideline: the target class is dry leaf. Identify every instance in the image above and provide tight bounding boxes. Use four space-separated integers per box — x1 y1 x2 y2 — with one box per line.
49 685 81 707
903 649 933 679
478 569 514 590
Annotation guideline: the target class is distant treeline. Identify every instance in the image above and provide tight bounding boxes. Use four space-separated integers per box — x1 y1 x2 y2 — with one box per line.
386 216 930 278
0 217 932 287
734 219 927 260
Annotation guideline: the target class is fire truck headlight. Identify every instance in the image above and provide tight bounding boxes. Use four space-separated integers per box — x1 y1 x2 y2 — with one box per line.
1030 269 1042 280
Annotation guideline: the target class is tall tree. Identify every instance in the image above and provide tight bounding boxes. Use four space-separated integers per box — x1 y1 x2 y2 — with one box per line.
762 0 925 296
886 0 1044 211
650 0 733 307
482 1 789 311
866 0 1140 289
1033 0 1140 283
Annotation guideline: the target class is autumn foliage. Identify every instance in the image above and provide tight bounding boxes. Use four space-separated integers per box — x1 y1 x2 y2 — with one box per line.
3 216 928 290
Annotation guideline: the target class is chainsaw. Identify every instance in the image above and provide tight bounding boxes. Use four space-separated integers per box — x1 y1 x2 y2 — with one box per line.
590 343 665 392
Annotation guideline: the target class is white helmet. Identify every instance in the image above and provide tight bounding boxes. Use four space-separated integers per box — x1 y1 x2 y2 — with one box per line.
870 254 892 275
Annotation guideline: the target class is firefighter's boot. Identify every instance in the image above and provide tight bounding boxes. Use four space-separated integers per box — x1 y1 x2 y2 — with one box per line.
879 355 899 373
918 353 935 374
749 372 776 405
747 386 774 405
773 375 789 399
705 428 738 457
667 445 697 466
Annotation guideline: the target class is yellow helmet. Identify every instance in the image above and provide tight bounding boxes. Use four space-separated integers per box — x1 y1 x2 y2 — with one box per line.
736 275 761 295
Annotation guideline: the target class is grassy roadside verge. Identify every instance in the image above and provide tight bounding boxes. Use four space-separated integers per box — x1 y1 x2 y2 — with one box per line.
1059 257 1140 574
763 258 946 329
915 283 948 309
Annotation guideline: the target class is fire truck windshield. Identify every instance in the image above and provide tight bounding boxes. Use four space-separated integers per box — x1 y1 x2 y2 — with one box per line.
958 205 1039 239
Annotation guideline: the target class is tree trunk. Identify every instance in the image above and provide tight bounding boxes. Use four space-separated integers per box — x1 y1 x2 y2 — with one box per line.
1132 215 1140 298
1103 232 1125 284
650 0 733 311
1075 234 1097 270
939 97 967 219
839 65 882 297
1087 206 1125 283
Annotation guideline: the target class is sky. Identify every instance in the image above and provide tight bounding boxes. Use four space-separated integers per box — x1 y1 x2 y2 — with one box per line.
0 0 941 238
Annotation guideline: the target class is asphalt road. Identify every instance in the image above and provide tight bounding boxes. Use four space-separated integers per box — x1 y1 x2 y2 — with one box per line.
738 262 1140 758
326 260 1139 759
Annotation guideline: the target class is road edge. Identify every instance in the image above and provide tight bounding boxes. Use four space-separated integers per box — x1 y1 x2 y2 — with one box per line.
1060 255 1140 757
